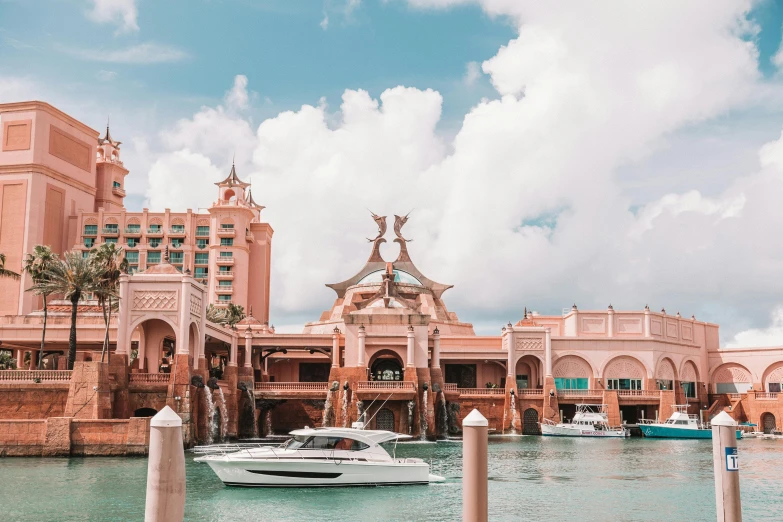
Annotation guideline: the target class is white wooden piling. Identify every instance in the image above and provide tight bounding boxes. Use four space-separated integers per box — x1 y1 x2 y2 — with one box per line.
462 409 488 522
144 406 186 522
712 411 741 522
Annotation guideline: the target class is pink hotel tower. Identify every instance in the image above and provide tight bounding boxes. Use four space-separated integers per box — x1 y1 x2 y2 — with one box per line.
0 100 782 456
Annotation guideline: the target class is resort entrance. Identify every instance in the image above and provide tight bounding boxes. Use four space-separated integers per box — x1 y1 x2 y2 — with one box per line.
376 408 395 431
522 408 540 435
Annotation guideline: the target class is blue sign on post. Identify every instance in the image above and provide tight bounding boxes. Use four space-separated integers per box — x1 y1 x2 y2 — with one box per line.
725 447 739 471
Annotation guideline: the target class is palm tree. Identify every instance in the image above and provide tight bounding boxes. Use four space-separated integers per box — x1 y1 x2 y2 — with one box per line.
206 303 246 326
90 243 128 363
23 246 59 369
0 253 20 280
32 251 99 370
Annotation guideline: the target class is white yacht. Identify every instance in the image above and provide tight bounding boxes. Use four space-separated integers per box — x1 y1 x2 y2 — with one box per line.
540 404 629 437
195 426 444 487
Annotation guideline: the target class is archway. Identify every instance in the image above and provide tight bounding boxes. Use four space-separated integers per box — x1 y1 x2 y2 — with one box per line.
603 356 647 390
655 358 677 391
680 360 700 399
553 355 593 390
130 318 177 373
522 408 540 435
376 408 395 431
762 362 783 393
761 412 777 434
134 408 157 417
515 355 542 389
712 363 752 394
370 350 404 381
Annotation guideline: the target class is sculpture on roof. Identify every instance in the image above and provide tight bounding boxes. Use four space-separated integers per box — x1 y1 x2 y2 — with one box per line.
393 212 412 242
367 212 387 243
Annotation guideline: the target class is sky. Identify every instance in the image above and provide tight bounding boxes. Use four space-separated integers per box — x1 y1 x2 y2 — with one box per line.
3 1 783 345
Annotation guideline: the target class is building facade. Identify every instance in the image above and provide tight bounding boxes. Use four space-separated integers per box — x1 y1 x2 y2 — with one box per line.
0 101 782 456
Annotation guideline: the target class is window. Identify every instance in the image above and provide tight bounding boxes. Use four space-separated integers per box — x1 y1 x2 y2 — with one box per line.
656 380 673 391
128 265 138 274
219 251 233 257
220 238 234 247
681 382 697 398
103 223 118 234
147 251 161 264
171 224 185 232
220 223 234 229
196 226 210 236
113 181 121 188
445 364 477 388
289 436 369 451
195 253 209 265
219 266 232 273
84 238 95 248
84 225 98 236
218 295 231 301
218 280 232 287
127 238 137 247
515 374 529 389
170 252 184 264
606 379 642 391
104 238 117 245
149 239 161 248
194 267 208 278
555 378 589 390
171 239 183 248
196 238 208 249
149 224 162 232
125 251 139 264
82 251 90 259
126 224 141 232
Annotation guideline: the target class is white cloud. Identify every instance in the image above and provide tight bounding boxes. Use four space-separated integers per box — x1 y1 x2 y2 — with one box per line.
86 0 139 34
61 42 188 64
140 2 783 344
320 15 329 30
727 307 783 348
463 61 481 86
224 75 250 112
96 70 118 81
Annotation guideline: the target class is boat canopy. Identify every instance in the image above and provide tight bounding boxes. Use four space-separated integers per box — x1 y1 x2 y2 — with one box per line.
287 427 412 446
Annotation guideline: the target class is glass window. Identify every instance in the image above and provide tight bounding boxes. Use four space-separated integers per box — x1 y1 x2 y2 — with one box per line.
220 223 234 229
219 266 231 273
194 267 208 277
196 238 208 249
171 224 185 232
126 224 141 232
606 379 642 391
170 252 184 263
149 224 162 231
555 378 589 390
128 265 138 274
219 251 233 258
196 226 210 236
104 223 118 232
82 251 90 259
195 253 209 265
125 251 139 263
84 225 98 235
656 380 673 391
147 251 161 264
84 238 95 248
150 239 161 248
217 295 231 301
127 238 137 247
218 280 232 286
104 238 117 245
681 381 697 398
220 238 233 246
171 239 183 248
113 181 121 188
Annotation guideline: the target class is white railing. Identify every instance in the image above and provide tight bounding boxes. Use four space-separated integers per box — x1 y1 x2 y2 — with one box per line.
617 390 661 398
443 383 458 391
129 373 170 384
458 388 505 396
356 381 415 392
557 389 603 397
729 393 743 399
255 382 329 392
755 392 778 400
0 370 72 382
516 389 544 396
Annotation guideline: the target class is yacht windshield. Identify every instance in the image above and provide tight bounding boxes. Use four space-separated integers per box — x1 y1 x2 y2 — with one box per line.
285 435 369 451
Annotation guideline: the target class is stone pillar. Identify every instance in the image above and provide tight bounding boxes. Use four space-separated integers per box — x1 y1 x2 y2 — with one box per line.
644 305 651 338
357 326 366 368
406 326 415 368
332 328 340 368
607 305 614 338
29 350 37 370
116 273 130 355
16 349 24 369
545 328 552 377
244 329 252 368
229 336 238 367
430 328 440 369
505 327 515 379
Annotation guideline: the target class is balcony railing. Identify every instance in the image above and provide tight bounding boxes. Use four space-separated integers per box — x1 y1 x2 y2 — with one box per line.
215 285 233 293
217 228 236 238
444 383 458 391
216 257 234 265
147 228 164 236
516 388 544 396
215 272 234 280
124 228 142 236
755 392 779 400
255 382 329 392
102 227 119 235
0 370 72 382
557 389 603 397
356 381 416 392
616 390 661 398
112 186 126 197
129 373 171 384
458 388 505 396
168 228 186 237
729 393 743 400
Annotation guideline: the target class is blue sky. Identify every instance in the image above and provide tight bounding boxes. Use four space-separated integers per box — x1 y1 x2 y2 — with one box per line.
4 1 783 343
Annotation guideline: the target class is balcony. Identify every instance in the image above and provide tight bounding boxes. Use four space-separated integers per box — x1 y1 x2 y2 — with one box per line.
356 381 416 396
217 228 236 238
254 382 329 398
457 388 505 397
0 370 72 383
616 390 661 399
124 227 142 236
755 392 779 400
112 186 126 197
516 388 544 396
102 227 119 236
556 389 603 400
195 230 210 238
129 373 170 384
215 285 233 294
147 228 164 236
245 231 255 241
444 383 458 391
168 228 186 238
215 271 233 280
216 257 234 266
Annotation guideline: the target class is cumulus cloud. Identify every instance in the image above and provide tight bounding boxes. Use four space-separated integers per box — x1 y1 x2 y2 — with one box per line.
142 2 783 344
86 0 139 33
61 42 188 64
728 307 783 348
463 61 481 86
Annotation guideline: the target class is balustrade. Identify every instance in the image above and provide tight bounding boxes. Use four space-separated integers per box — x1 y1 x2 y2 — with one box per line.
0 370 72 382
356 381 415 392
254 382 329 391
129 373 170 384
755 392 779 400
458 388 505 396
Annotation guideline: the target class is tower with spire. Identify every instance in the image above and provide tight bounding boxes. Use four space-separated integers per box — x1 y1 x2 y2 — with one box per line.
94 121 128 211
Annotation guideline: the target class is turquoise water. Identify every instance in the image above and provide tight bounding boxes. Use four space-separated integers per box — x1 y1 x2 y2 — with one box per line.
2 437 782 521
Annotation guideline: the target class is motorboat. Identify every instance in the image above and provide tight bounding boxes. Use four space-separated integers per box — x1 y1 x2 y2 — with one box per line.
195 425 444 487
639 405 743 439
737 423 763 439
540 404 629 437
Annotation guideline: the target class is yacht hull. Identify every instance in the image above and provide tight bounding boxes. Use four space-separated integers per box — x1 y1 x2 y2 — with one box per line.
639 425 712 439
541 424 628 437
198 457 434 487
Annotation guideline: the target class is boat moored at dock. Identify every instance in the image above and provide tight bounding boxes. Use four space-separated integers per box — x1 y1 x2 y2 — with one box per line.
541 404 629 437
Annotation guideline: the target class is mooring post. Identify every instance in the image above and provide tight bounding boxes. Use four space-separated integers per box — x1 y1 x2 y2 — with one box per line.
463 409 488 522
145 406 186 522
712 411 741 522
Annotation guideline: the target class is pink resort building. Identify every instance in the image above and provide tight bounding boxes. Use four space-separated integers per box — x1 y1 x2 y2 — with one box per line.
0 100 782 456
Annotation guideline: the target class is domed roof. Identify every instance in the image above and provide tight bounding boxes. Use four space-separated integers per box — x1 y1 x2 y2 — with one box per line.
142 262 180 275
357 269 422 286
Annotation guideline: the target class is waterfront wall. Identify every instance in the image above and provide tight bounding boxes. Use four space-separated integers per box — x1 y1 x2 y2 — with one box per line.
0 384 69 419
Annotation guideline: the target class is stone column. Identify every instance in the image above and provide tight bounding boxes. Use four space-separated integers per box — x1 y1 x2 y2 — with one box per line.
607 305 614 338
406 326 415 368
644 305 651 338
244 329 252 369
116 274 130 355
430 327 440 369
228 336 238 367
505 327 515 379
545 328 552 377
29 350 37 370
357 326 366 368
332 328 340 368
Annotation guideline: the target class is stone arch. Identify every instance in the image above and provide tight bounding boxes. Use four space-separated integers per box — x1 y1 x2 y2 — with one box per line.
376 408 395 431
148 217 163 225
762 362 783 392
679 359 700 382
196 218 209 226
368 349 405 381
710 363 753 394
104 216 118 225
128 317 177 373
655 357 677 381
188 322 200 358
223 189 236 201
134 407 157 417
84 217 98 225
515 354 542 389
126 217 141 225
761 412 777 434
601 355 648 380
171 217 185 226
552 355 593 379
97 148 105 160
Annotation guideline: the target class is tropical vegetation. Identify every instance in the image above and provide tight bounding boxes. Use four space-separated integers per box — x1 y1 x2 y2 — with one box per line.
23 245 59 369
206 303 246 326
90 243 128 363
0 253 20 280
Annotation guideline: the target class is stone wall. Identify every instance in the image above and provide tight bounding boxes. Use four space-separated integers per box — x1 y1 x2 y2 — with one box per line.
0 384 69 419
271 400 325 433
